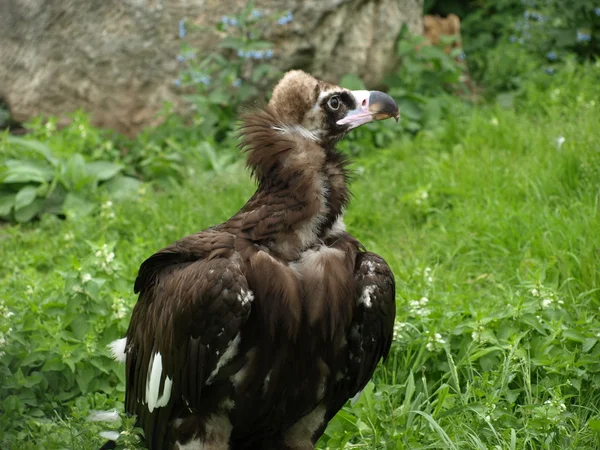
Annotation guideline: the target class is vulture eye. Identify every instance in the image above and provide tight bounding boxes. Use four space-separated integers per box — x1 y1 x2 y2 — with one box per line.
328 95 340 111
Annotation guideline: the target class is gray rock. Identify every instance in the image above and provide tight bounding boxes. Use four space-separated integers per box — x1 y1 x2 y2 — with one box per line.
0 0 422 136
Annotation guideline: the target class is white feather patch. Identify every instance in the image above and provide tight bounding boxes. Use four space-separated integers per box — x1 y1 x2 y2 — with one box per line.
358 285 376 308
99 431 120 441
145 352 173 412
88 410 120 422
206 334 241 385
237 289 254 306
108 337 127 363
272 124 321 142
325 215 346 238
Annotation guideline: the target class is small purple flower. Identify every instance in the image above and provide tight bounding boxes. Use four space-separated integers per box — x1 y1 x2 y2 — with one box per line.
577 30 591 42
178 19 186 39
544 67 555 75
546 51 557 61
277 12 293 26
174 78 181 87
265 49 274 59
176 54 185 62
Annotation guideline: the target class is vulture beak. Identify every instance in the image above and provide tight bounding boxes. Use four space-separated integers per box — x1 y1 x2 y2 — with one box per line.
336 90 399 129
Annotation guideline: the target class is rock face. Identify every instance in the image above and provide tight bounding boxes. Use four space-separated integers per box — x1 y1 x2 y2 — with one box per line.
0 0 423 136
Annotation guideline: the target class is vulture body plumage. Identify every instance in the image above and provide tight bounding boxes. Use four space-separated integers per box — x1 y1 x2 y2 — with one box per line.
111 70 398 450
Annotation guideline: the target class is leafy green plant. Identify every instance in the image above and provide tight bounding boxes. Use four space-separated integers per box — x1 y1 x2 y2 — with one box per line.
0 134 142 223
386 30 469 135
175 2 285 142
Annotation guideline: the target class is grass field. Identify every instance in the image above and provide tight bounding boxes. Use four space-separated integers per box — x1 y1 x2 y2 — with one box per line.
1 63 599 448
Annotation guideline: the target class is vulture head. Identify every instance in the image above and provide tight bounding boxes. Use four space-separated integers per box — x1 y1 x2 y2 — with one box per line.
266 70 398 147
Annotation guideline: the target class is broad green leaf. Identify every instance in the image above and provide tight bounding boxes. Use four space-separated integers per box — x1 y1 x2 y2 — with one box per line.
14 198 44 222
75 365 96 394
103 175 143 200
62 192 95 218
589 419 600 432
3 159 53 183
6 136 59 166
0 192 15 216
563 329 586 343
14 185 38 210
64 153 89 190
86 161 123 181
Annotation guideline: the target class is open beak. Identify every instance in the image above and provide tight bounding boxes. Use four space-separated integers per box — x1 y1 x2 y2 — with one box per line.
336 90 399 129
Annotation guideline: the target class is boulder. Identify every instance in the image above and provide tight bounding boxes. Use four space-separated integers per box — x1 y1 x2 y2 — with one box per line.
0 0 422 136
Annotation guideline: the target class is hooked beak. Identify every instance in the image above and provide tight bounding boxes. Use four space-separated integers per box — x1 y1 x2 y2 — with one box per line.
336 90 399 129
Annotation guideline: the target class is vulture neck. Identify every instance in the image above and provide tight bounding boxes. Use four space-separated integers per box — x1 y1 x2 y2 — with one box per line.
237 108 351 259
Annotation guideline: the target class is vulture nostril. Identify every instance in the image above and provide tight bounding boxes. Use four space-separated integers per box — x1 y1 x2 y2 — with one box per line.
362 99 367 106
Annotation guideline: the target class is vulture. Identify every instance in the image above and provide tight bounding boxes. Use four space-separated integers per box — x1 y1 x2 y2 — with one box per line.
108 70 398 450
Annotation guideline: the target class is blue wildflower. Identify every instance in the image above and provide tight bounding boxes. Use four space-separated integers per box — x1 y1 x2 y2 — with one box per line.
595 7 600 16
277 12 293 26
546 51 557 61
544 67 555 75
265 49 274 59
174 78 181 87
220 16 238 26
509 35 517 43
192 74 211 85
577 30 591 42
178 19 186 39
233 78 242 87
457 51 466 61
251 9 263 19
237 49 245 58
176 54 185 62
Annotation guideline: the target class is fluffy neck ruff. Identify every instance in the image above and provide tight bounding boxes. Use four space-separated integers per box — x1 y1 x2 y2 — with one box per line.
236 107 351 252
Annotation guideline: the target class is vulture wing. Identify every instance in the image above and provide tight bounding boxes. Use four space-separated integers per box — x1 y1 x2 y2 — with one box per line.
124 230 251 450
326 251 396 425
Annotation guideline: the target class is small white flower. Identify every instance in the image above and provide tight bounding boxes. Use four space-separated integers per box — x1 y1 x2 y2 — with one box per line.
81 273 92 283
490 117 498 126
541 298 553 309
556 136 565 148
102 201 113 209
559 403 566 411
25 285 34 295
63 232 75 241
485 415 491 422
426 342 435 351
106 252 115 263
544 400 553 405
531 288 539 297
419 297 429 306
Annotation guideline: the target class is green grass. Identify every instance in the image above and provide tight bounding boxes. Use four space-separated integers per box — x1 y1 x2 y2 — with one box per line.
1 62 600 449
